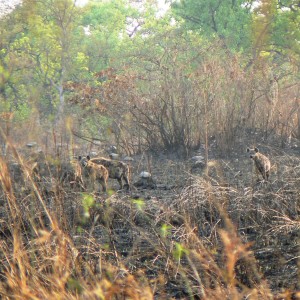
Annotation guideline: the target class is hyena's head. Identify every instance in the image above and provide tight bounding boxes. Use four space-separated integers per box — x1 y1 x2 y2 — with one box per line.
246 147 259 159
78 155 91 167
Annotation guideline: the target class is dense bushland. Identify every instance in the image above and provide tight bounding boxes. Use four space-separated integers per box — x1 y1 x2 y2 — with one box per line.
0 0 299 299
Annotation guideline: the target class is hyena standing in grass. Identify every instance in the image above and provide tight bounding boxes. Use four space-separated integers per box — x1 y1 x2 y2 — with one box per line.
78 156 109 192
247 147 271 181
81 155 130 190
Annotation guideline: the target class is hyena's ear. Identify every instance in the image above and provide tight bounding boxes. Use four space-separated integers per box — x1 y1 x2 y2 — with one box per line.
254 147 259 153
87 155 91 161
78 156 82 161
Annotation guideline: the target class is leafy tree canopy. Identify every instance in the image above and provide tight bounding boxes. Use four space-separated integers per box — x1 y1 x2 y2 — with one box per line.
171 0 255 51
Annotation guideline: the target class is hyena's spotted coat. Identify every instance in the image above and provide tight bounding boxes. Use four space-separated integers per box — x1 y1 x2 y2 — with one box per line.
247 147 271 181
78 156 109 192
82 155 130 190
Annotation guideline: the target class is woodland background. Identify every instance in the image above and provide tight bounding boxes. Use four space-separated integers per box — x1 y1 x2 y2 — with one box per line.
0 0 299 299
0 0 299 156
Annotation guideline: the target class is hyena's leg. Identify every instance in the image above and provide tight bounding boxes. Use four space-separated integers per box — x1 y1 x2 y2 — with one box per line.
100 178 107 192
122 174 130 190
255 166 260 182
265 170 269 181
117 177 123 189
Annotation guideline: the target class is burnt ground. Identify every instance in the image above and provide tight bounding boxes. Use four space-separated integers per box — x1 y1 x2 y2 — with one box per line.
71 143 299 298
0 136 299 299
142 151 298 287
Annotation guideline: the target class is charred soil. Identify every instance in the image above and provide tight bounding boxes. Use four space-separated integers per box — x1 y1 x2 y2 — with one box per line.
0 140 299 299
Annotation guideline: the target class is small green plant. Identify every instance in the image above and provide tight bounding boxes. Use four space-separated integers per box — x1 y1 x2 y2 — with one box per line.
132 198 145 211
160 223 172 238
173 242 189 262
81 192 95 218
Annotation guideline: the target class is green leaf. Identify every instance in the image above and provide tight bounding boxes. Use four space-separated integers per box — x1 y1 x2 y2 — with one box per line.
132 198 145 211
81 193 95 218
160 224 172 238
173 242 189 261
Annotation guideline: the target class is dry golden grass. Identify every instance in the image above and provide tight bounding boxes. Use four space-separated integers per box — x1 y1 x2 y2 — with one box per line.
0 137 299 299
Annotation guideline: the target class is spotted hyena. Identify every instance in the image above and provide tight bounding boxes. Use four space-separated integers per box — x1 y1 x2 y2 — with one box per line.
247 147 271 181
78 156 109 192
82 155 130 190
